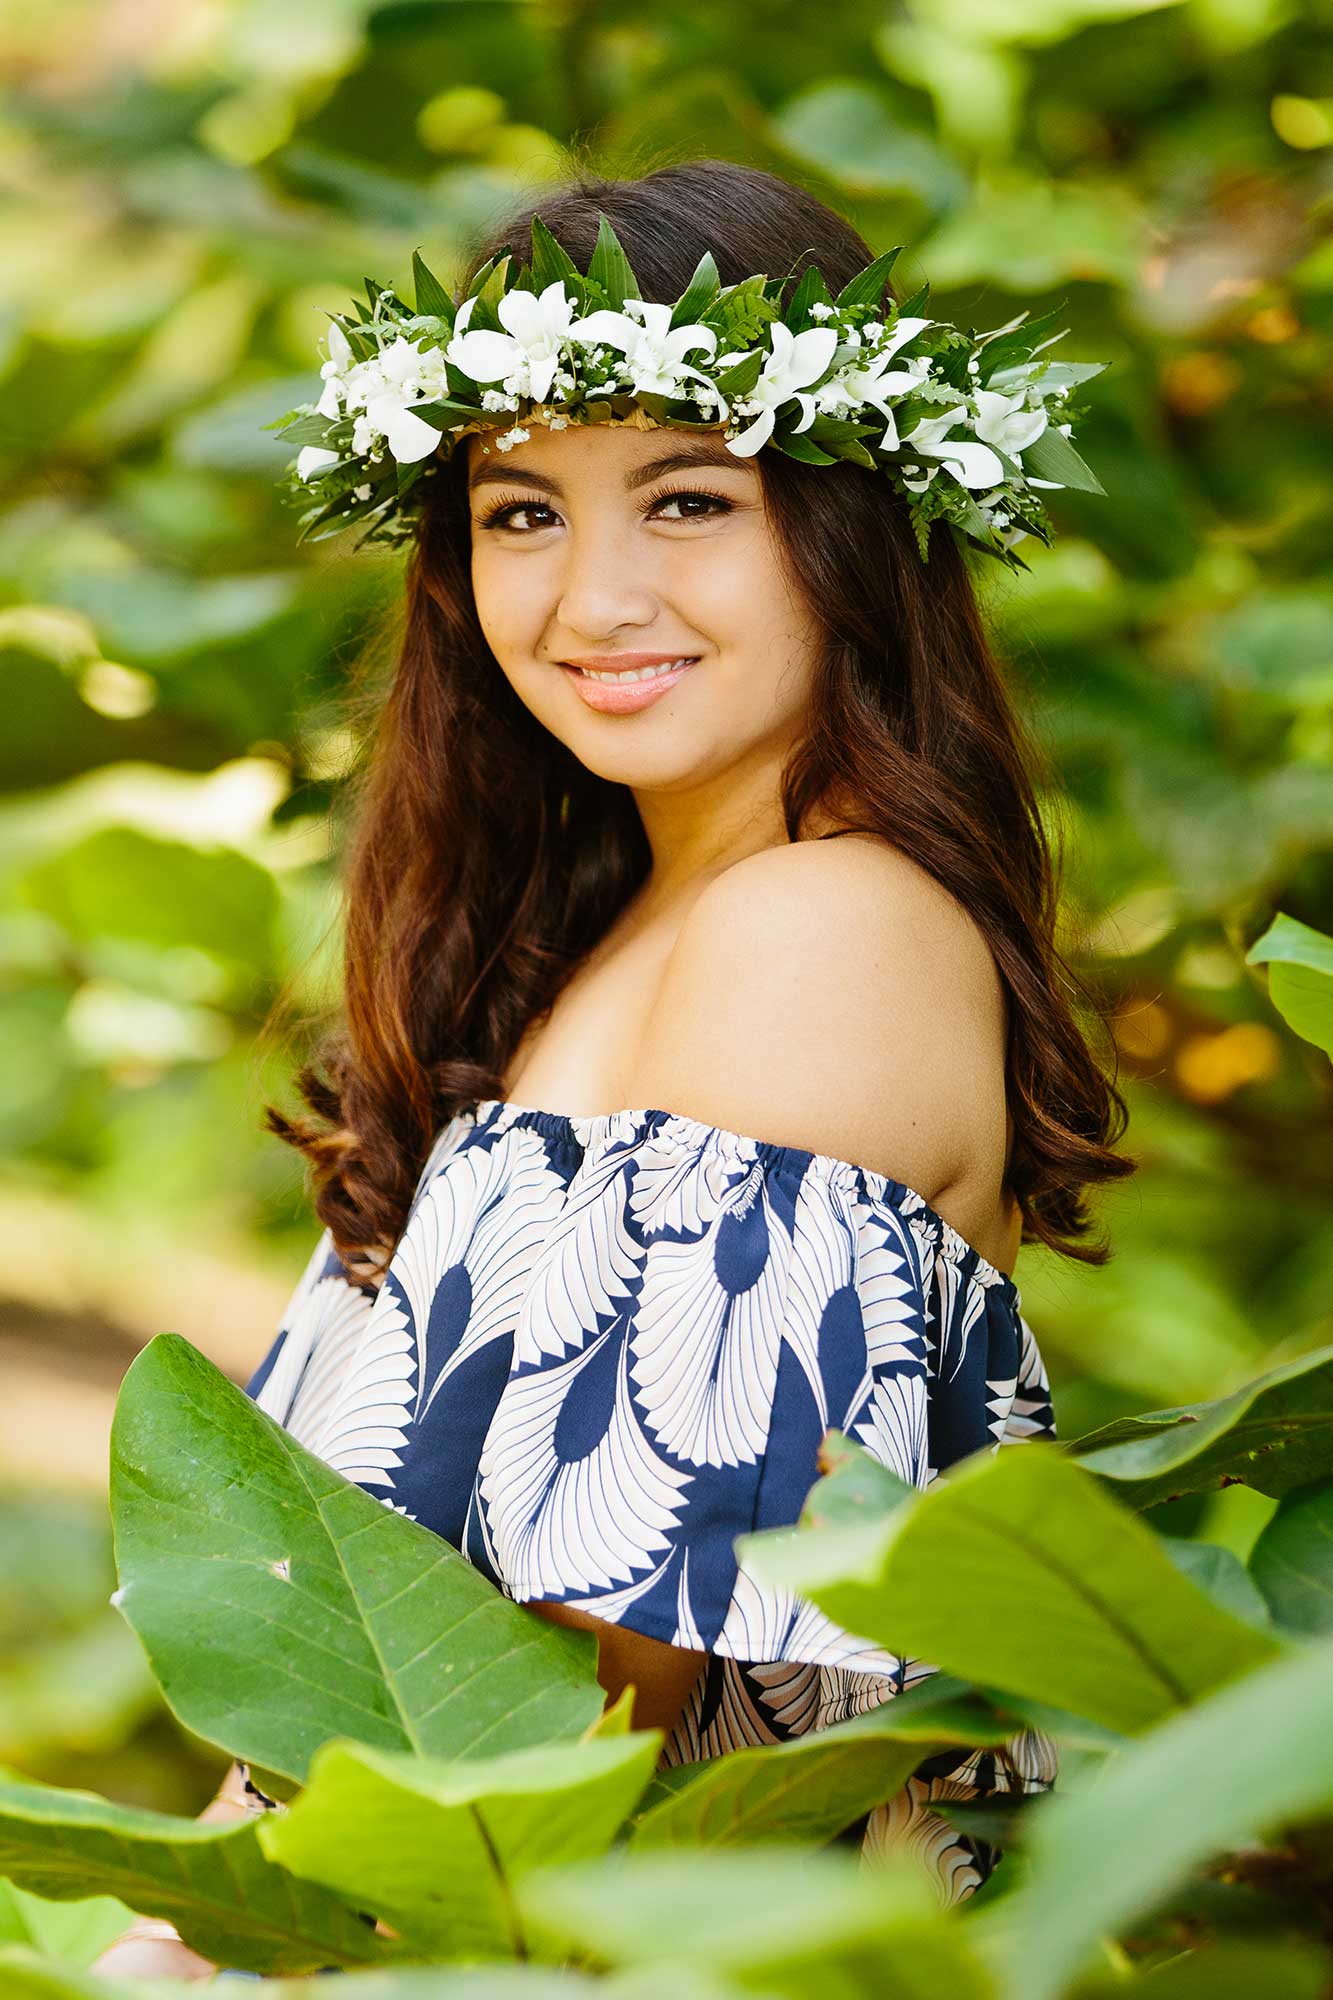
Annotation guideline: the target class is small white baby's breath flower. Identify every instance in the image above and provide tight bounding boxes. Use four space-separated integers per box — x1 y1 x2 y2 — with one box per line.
495 425 531 451
808 301 833 319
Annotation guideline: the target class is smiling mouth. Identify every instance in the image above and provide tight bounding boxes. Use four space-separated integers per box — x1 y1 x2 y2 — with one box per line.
562 657 701 683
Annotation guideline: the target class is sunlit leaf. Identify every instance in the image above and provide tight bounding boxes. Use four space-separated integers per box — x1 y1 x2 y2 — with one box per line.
1246 913 1333 1058
740 1434 1280 1733
259 1733 663 1956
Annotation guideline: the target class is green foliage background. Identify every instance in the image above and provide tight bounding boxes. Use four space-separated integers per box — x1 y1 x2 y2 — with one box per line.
0 0 1329 1820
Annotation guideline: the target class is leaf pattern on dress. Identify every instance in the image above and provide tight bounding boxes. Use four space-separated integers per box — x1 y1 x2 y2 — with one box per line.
627 1153 794 1468
478 1325 694 1597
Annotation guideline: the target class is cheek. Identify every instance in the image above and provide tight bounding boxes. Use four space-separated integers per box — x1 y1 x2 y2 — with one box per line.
470 541 542 655
682 527 809 657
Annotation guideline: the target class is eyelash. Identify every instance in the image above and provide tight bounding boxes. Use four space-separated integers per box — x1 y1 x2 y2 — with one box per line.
475 484 735 533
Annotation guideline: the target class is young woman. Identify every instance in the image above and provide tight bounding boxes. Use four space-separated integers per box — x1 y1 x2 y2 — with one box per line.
95 157 1133 1980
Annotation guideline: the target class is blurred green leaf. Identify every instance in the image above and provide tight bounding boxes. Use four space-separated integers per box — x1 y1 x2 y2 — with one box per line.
19 828 281 991
979 1639 1333 2000
53 569 298 667
916 167 1145 287
518 1845 993 1994
1209 591 1333 707
1068 1344 1333 1506
773 83 967 207
1248 1480 1333 1637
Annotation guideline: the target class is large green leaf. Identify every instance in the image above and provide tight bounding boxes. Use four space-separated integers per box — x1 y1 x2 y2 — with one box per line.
0 1767 396 1976
258 1733 664 1958
739 1436 1280 1733
1248 1479 1333 1636
629 1672 1016 1850
1067 1343 1333 1507
110 1334 605 1782
517 1846 993 1999
974 1638 1333 2000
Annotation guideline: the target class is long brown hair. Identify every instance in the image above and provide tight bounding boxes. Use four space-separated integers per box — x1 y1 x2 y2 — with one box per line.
262 155 1135 1284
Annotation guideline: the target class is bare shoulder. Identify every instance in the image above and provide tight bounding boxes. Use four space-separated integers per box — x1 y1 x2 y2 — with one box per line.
622 833 1011 1205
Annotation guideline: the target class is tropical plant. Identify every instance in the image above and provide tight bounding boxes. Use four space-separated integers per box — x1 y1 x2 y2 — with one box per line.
1 1321 1330 1994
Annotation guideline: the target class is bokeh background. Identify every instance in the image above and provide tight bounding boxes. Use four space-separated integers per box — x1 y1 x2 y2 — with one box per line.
0 0 1329 1827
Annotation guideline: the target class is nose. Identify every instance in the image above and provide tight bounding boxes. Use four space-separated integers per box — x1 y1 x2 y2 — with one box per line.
554 516 659 643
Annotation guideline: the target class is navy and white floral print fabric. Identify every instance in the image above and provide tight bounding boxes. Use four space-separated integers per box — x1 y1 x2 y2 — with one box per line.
243 1097 1060 1903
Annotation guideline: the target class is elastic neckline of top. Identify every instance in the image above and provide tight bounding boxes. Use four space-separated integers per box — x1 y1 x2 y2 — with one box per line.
461 1096 1020 1301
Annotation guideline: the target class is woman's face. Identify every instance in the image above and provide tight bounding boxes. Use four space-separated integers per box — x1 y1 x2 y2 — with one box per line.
464 420 825 794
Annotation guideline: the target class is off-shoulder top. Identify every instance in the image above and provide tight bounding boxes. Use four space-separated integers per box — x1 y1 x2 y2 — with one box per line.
242 1097 1060 1905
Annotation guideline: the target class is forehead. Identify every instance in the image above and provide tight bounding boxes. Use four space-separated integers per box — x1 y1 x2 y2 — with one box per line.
464 421 757 494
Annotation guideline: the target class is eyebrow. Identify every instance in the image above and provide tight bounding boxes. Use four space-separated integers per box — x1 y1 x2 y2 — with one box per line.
467 436 752 495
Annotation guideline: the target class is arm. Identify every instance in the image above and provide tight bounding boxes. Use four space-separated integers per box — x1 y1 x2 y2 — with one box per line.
513 839 1003 1748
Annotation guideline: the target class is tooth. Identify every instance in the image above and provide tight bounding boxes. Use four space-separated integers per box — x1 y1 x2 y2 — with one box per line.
582 657 692 682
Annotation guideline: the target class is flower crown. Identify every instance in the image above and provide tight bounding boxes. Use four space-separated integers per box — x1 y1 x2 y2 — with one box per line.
269 212 1108 572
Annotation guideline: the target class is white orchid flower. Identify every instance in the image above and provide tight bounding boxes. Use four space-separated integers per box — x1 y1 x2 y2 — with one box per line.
445 280 580 403
864 361 936 449
362 395 446 464
296 445 340 480
899 404 1005 488
791 315 933 439
328 334 451 465
972 387 1048 461
567 297 718 398
316 320 352 418
724 322 841 456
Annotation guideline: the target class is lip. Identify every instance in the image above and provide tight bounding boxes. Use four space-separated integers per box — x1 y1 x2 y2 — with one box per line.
561 653 700 671
559 653 701 715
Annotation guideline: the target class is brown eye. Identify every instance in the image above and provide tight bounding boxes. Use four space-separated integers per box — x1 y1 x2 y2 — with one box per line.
646 488 733 520
475 485 734 533
475 498 557 532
